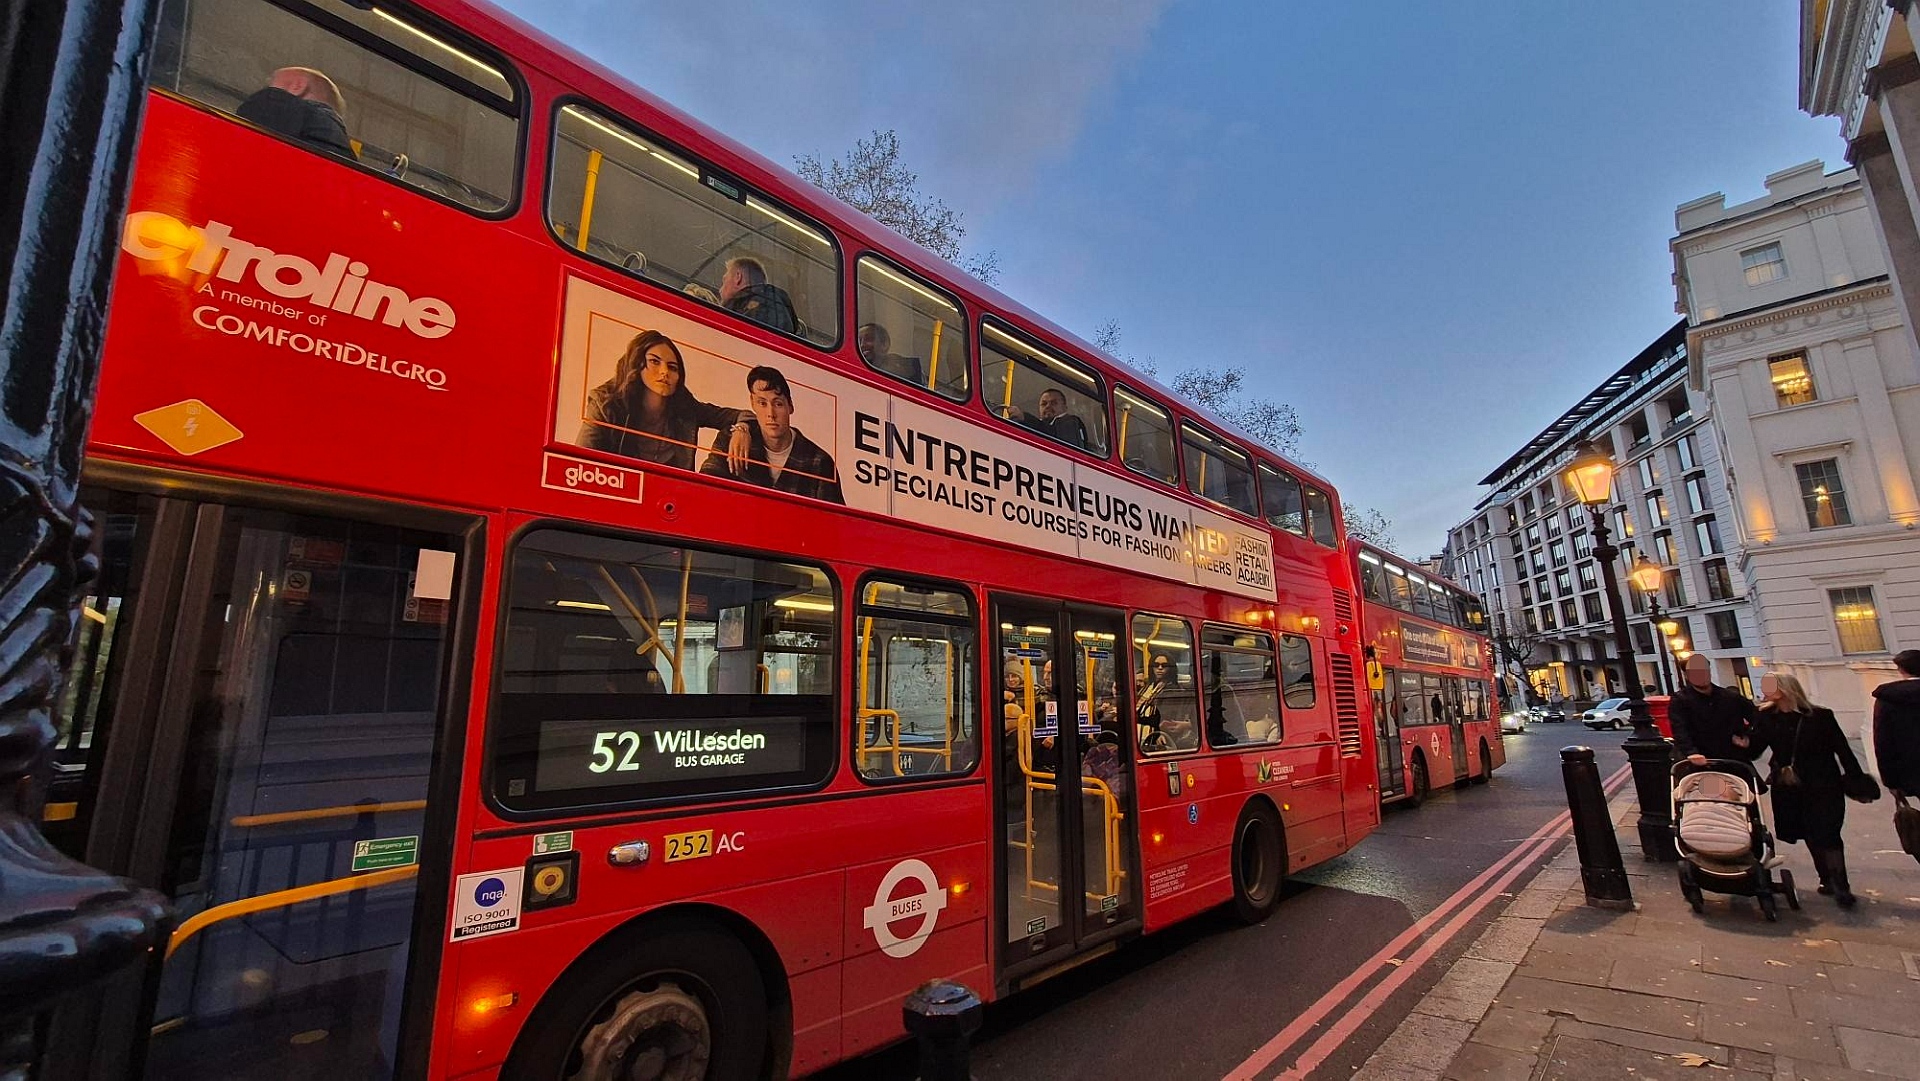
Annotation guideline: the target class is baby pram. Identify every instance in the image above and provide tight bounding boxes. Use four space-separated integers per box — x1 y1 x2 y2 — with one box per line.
1672 759 1799 921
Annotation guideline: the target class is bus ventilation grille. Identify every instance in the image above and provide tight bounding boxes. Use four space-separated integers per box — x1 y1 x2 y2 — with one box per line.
1332 652 1363 759
1332 588 1354 626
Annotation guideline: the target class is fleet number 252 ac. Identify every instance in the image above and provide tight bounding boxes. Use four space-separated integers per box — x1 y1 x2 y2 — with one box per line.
663 830 746 862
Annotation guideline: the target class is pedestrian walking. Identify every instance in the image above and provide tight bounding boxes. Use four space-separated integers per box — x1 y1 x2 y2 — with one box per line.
1752 673 1868 907
1873 649 1920 800
1669 654 1757 764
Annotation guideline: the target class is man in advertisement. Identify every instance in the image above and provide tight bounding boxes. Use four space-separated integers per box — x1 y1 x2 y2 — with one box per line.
701 365 844 504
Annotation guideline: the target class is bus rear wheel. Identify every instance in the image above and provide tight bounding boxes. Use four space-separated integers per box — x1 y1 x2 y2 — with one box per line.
1471 739 1493 784
1231 800 1287 924
1407 756 1430 807
503 919 769 1081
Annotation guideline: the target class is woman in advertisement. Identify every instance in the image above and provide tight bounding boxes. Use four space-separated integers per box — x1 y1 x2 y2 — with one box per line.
579 330 749 470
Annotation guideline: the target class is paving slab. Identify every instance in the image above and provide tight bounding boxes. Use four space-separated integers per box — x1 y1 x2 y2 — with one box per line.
1791 987 1920 1036
1470 1005 1556 1056
1699 1001 1844 1063
1536 1034 1767 1081
1501 974 1703 1041
1467 916 1546 964
1834 1026 1920 1078
1606 957 1796 1012
1441 1040 1535 1081
1348 1012 1475 1081
1418 957 1514 1023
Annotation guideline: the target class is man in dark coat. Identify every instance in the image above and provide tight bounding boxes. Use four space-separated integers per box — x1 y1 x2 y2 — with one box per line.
700 365 843 504
1874 649 1920 799
235 67 357 159
1669 653 1757 764
719 256 799 335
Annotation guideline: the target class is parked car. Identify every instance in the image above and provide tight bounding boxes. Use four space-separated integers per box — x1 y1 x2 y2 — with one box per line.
1582 697 1634 730
1500 711 1527 735
1528 704 1563 723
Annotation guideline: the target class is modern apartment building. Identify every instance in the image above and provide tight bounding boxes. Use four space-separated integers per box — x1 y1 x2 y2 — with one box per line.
1446 322 1760 705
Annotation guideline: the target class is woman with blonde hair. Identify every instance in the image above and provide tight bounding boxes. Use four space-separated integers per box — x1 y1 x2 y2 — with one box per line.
1753 672 1869 906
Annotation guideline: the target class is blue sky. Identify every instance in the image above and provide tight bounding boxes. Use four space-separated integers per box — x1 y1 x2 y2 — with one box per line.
495 0 1845 556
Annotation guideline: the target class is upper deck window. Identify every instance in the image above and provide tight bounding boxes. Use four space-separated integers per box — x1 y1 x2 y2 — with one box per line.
981 320 1110 456
550 103 840 348
1357 550 1385 602
153 0 520 213
1115 386 1178 485
1302 483 1338 547
1181 422 1256 517
1258 464 1305 536
855 256 968 400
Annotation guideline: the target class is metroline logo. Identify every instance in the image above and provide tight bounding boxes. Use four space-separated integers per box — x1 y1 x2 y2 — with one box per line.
120 211 456 340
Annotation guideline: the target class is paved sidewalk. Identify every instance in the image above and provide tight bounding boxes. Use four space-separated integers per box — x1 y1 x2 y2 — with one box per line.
1362 786 1920 1080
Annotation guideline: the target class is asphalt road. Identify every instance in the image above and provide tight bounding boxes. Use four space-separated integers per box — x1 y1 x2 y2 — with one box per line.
817 721 1633 1080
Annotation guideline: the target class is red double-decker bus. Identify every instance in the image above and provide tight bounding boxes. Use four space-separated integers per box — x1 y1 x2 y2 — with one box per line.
1351 541 1504 805
37 2 1380 1078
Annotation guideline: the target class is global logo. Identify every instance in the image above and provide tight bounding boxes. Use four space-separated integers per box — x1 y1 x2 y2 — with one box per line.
474 876 508 909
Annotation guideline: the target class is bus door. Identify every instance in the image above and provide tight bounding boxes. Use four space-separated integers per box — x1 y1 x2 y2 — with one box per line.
992 598 1139 981
1445 677 1469 782
1372 666 1405 796
40 482 473 1081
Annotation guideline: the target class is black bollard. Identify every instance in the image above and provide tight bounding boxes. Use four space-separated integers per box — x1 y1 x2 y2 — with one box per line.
903 979 983 1081
1562 746 1632 909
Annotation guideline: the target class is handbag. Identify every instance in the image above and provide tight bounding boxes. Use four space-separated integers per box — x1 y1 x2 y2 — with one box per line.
1770 715 1803 788
1843 770 1882 803
1895 796 1920 863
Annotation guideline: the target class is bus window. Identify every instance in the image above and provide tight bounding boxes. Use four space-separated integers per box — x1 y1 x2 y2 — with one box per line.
1115 385 1178 485
1357 550 1385 602
152 0 519 213
1259 464 1305 536
550 104 840 347
1396 670 1428 724
855 577 979 780
1303 483 1338 547
1181 422 1257 517
1385 563 1414 612
981 320 1109 455
855 256 968 401
1131 614 1197 754
1279 633 1316 710
1200 627 1279 746
491 530 838 813
1406 571 1435 621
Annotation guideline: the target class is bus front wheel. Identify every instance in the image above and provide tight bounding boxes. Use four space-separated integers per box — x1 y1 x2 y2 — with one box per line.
1231 800 1287 924
504 918 769 1081
1407 755 1430 807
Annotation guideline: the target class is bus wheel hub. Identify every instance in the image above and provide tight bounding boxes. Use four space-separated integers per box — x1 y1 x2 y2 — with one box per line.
575 984 710 1081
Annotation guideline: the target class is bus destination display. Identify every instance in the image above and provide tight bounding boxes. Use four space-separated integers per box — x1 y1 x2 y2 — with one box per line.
534 715 808 791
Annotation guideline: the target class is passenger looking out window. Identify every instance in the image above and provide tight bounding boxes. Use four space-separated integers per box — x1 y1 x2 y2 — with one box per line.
235 66 355 158
1008 389 1091 450
856 323 924 387
719 256 799 335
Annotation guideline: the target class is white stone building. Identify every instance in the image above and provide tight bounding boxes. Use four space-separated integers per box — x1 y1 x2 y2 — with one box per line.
1670 161 1919 730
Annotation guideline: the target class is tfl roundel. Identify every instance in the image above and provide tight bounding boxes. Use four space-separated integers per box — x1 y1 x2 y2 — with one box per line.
861 859 949 959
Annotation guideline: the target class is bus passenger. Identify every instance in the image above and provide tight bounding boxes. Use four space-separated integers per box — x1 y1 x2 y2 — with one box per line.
719 257 798 334
1136 654 1195 752
579 330 751 472
699 365 844 504
1007 389 1090 451
856 323 925 386
236 67 357 159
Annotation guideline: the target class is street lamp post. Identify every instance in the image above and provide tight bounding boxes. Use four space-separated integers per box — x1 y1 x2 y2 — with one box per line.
1563 441 1678 861
1630 557 1676 697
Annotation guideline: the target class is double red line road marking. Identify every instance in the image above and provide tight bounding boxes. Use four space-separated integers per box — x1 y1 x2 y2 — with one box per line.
1225 762 1634 1081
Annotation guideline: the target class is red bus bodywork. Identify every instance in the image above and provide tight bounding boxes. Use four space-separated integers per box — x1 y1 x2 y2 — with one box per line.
53 3 1379 1078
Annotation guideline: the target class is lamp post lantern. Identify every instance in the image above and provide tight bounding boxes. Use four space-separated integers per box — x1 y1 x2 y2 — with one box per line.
1562 440 1678 861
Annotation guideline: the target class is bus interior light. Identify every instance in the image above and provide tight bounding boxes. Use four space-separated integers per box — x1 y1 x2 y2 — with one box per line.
773 597 835 613
554 600 612 611
370 8 507 84
744 197 830 247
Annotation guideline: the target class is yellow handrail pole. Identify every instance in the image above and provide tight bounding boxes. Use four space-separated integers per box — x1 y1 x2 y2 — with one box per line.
857 616 875 772
671 552 692 693
231 799 427 828
597 566 666 661
627 567 676 685
926 319 944 390
1118 404 1132 459
942 640 954 769
1001 358 1016 416
1198 453 1208 493
576 148 604 252
168 866 418 959
758 664 770 694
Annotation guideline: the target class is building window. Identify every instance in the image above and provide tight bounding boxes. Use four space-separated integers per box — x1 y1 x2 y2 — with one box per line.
1676 433 1699 472
1520 494 1535 518
1742 242 1787 287
1531 550 1547 575
1653 532 1676 566
1561 598 1579 626
1577 563 1597 590
1541 605 1557 631
1664 568 1687 608
1632 623 1655 654
1613 507 1634 539
1684 474 1711 516
1694 517 1722 556
1555 569 1573 596
1524 609 1539 634
1549 540 1567 566
1660 389 1692 428
1645 492 1669 526
1519 580 1532 606
1795 459 1851 528
1572 531 1592 558
1545 514 1562 538
1704 559 1734 601
1709 610 1742 650
1525 524 1541 546
1769 354 1816 407
1637 458 1656 490
1829 587 1886 655
1582 594 1605 625
1627 414 1650 446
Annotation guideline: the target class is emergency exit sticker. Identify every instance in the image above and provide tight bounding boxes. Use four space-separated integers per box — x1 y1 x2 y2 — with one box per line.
450 867 525 942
